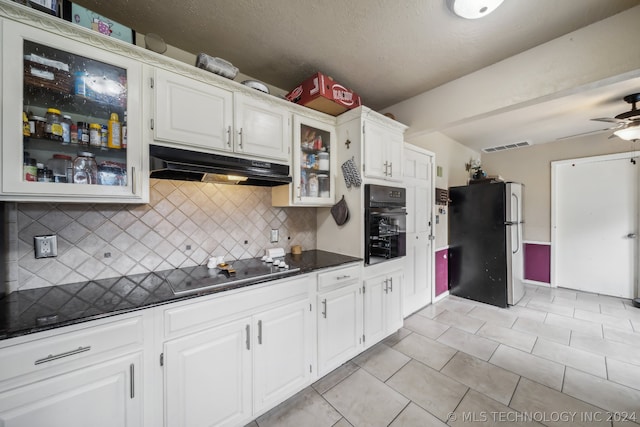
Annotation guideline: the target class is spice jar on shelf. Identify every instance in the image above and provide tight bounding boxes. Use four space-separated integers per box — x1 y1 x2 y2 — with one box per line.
45 108 63 141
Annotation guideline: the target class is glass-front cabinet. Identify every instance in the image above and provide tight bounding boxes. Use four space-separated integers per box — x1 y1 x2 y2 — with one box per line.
1 19 145 202
273 114 336 206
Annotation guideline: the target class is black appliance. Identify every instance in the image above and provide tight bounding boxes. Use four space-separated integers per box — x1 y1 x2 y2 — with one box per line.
149 144 292 187
364 184 407 265
448 182 525 308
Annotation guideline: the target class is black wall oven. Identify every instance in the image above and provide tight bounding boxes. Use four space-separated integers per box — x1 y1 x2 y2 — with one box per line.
365 184 407 265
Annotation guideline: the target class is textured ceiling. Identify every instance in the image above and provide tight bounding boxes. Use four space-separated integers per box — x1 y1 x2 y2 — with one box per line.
71 0 640 111
68 0 640 151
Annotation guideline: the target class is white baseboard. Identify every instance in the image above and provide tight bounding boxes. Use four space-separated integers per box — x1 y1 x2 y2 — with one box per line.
434 291 449 302
523 279 552 287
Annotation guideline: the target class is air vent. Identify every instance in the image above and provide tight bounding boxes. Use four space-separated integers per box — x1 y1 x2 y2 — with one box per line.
482 141 531 153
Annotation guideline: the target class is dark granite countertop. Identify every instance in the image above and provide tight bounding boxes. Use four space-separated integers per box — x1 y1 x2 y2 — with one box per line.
0 250 361 341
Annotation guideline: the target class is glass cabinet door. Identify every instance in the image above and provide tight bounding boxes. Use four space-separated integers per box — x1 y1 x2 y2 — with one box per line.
1 20 144 202
292 115 336 206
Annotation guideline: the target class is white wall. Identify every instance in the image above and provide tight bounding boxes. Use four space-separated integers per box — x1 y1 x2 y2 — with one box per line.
482 133 635 242
406 132 480 248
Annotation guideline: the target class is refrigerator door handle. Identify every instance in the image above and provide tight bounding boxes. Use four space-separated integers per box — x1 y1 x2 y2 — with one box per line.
511 192 521 254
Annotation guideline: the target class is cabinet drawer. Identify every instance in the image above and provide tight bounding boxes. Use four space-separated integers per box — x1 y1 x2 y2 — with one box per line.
162 275 310 339
317 264 361 292
0 316 144 383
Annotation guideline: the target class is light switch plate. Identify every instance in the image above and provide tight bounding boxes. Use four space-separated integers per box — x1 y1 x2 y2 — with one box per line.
270 229 279 243
34 235 58 258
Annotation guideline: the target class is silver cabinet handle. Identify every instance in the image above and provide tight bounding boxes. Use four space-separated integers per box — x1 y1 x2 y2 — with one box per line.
35 346 91 365
627 233 637 239
131 166 136 195
383 278 389 294
383 161 389 176
322 299 327 318
389 277 393 292
336 275 350 280
238 128 244 149
258 319 263 345
297 186 302 200
389 162 393 177
246 324 250 350
130 363 135 399
226 126 232 147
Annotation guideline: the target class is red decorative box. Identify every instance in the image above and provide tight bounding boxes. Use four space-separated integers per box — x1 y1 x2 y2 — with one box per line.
286 72 361 116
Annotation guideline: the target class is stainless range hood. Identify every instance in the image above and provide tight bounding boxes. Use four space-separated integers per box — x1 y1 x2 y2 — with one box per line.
149 145 292 187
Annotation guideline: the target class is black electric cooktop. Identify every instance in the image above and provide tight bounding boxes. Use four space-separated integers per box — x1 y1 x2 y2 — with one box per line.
162 257 300 295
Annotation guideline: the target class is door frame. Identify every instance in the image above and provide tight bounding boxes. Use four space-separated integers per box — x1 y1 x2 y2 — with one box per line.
550 151 638 294
403 144 436 307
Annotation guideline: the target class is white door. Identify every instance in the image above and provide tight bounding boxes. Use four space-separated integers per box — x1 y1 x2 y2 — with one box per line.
403 146 434 316
553 153 638 298
153 68 233 152
164 318 252 427
252 298 312 413
0 354 142 427
234 93 290 161
317 283 363 376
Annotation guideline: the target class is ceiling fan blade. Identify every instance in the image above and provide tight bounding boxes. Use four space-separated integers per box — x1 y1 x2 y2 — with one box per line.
591 117 628 124
556 128 612 141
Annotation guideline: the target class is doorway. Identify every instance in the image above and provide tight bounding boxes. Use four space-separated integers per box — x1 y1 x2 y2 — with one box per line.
403 145 435 316
552 152 638 298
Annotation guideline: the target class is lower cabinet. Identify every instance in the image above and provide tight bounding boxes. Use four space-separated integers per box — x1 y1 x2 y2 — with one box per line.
0 352 142 427
162 277 313 427
363 270 403 347
317 282 363 376
164 318 252 427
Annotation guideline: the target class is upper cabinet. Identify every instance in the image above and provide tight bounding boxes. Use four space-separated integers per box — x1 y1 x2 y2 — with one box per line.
272 114 336 206
0 18 146 203
152 68 290 162
152 68 233 153
363 119 404 181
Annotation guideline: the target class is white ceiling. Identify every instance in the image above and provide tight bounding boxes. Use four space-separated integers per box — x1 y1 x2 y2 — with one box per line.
72 0 640 151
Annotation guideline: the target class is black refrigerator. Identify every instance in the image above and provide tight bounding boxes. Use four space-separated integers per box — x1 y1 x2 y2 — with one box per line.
448 182 524 308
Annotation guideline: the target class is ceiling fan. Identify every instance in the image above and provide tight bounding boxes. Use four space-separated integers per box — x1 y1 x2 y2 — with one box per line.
557 93 640 141
591 93 640 141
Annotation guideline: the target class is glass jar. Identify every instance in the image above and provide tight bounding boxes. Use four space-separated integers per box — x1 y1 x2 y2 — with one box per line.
318 152 329 171
72 152 98 185
77 122 89 146
308 173 319 197
317 174 329 197
61 115 72 144
32 115 46 139
70 121 78 144
47 154 73 183
45 108 63 141
89 123 102 147
23 157 37 182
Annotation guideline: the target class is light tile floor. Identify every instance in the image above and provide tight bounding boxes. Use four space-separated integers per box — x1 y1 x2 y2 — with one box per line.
247 284 640 426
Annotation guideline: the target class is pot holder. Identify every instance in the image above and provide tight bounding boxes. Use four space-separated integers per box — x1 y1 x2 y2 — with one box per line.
341 157 362 188
331 195 350 226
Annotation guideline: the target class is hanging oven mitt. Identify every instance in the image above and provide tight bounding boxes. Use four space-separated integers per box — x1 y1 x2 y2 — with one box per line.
331 195 350 226
341 157 362 188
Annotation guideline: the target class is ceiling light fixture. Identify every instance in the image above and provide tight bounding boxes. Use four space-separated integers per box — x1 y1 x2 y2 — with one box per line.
614 123 640 141
446 0 505 19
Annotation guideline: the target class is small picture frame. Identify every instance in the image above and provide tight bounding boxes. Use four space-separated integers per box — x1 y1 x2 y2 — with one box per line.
62 1 135 44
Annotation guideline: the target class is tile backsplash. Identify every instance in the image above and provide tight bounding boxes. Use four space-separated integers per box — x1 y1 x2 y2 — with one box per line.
4 179 316 293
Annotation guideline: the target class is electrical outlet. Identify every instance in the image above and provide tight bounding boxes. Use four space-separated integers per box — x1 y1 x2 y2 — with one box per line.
34 235 58 259
270 229 279 243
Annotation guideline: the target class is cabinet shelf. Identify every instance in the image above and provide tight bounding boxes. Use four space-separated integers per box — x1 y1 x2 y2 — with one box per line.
24 138 126 161
24 85 125 120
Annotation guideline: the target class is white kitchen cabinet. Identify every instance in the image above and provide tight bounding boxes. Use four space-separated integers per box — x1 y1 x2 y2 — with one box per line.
252 298 313 413
272 114 336 206
0 352 142 427
363 119 404 181
234 92 291 161
0 18 146 203
403 145 435 316
0 314 146 427
161 275 313 426
152 69 291 162
316 264 363 376
164 317 252 427
363 269 403 347
153 67 234 153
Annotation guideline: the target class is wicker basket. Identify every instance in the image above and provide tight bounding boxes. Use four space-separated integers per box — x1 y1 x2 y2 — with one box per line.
23 60 73 94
